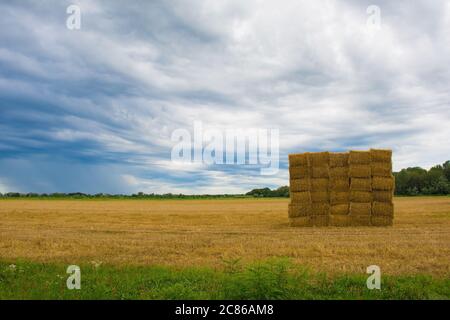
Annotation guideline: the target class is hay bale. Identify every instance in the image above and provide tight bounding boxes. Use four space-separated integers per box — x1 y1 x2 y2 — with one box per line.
311 178 329 191
289 166 309 179
371 162 392 177
371 216 393 227
350 215 371 226
349 150 371 164
349 164 371 178
290 178 310 192
311 215 329 227
289 217 313 227
350 178 372 191
330 177 349 191
372 201 394 217
288 203 311 217
350 191 372 202
329 215 352 227
291 191 311 203
372 176 395 191
349 202 371 216
370 149 392 163
331 204 349 215
312 166 329 178
289 153 309 167
330 166 349 178
308 152 329 166
329 152 349 167
312 203 330 215
330 191 350 205
373 190 393 202
311 191 329 203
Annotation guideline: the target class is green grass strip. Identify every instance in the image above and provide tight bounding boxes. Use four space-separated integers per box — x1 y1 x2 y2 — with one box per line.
1 259 449 300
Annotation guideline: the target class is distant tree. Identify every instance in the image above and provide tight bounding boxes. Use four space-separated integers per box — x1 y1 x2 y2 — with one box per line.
394 161 450 195
394 167 427 195
246 187 272 197
68 192 88 198
246 186 289 197
6 192 21 197
443 161 450 181
51 193 66 197
26 193 39 197
273 186 289 197
434 176 450 194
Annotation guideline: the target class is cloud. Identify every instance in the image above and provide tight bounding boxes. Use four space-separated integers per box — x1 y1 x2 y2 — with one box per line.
0 178 12 193
0 0 449 193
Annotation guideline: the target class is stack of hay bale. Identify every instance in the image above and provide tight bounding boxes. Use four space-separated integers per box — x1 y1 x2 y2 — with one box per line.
349 151 372 226
309 152 330 227
288 149 394 227
329 152 351 226
288 153 311 226
370 149 394 226
288 152 330 227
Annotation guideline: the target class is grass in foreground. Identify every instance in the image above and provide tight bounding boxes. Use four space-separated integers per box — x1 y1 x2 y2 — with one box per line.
1 259 448 300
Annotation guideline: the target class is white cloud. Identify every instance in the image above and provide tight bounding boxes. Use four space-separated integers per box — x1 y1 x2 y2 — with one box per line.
0 178 14 193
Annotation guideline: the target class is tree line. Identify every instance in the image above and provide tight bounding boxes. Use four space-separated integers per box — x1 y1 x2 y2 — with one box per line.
0 192 249 199
394 161 450 195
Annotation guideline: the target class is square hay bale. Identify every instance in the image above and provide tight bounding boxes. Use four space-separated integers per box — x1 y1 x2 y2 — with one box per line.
372 176 395 191
311 191 329 203
331 203 349 215
350 215 371 226
289 153 309 167
312 166 330 178
290 178 310 192
330 166 349 178
308 152 330 166
371 216 393 227
349 164 371 178
350 178 372 191
372 201 394 217
329 152 349 167
350 191 372 202
289 216 313 227
349 150 371 164
349 202 371 216
290 191 311 203
330 177 349 191
370 149 392 163
289 166 310 179
329 215 352 227
311 178 329 191
373 190 393 202
288 203 311 217
312 203 330 215
371 162 392 177
330 191 350 205
311 215 329 227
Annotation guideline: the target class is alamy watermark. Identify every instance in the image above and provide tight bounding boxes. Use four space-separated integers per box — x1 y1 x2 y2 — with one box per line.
66 265 81 290
366 5 381 30
171 121 279 175
66 4 81 30
366 265 381 290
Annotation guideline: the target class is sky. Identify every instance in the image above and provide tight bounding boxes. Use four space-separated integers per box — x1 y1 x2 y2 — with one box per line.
0 0 449 194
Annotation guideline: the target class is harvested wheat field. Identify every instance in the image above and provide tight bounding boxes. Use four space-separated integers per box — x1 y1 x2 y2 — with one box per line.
0 197 449 276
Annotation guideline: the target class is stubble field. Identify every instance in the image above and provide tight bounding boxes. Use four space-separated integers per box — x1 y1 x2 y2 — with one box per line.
1 197 449 277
